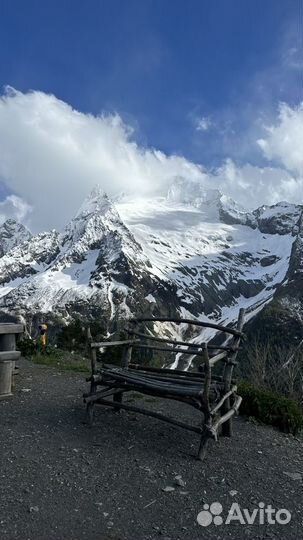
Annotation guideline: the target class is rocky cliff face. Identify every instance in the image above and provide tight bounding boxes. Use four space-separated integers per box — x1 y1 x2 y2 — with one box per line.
0 187 179 326
0 181 302 355
244 209 303 349
0 219 32 257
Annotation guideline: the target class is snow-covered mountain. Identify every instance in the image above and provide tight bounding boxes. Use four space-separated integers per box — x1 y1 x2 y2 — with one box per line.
0 180 302 360
0 219 32 257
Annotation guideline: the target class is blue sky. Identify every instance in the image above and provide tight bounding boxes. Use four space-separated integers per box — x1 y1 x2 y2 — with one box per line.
0 0 301 164
0 0 302 230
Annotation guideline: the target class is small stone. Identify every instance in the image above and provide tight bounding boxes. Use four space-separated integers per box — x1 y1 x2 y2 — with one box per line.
107 521 114 527
229 490 238 497
162 486 175 492
103 512 109 517
175 478 186 487
29 506 39 513
283 471 302 481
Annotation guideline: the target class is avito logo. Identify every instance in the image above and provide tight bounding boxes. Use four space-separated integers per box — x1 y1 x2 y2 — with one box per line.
197 501 291 527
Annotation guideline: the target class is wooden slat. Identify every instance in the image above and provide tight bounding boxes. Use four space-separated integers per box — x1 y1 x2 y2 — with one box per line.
0 324 24 335
212 395 242 432
129 317 244 337
92 397 202 434
83 387 127 403
0 351 21 361
128 363 221 379
209 350 228 366
133 343 205 357
210 385 237 415
127 369 206 386
101 368 203 397
128 329 236 351
90 339 139 348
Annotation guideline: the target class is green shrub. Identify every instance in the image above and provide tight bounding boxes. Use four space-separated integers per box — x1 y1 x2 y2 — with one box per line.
18 337 59 358
238 381 303 436
57 319 88 352
17 337 39 357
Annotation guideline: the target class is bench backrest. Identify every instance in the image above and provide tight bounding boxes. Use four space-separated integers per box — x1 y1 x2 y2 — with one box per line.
125 311 245 369
88 309 245 374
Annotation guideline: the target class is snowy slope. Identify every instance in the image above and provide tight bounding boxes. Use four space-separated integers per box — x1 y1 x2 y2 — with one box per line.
116 195 295 325
0 188 167 323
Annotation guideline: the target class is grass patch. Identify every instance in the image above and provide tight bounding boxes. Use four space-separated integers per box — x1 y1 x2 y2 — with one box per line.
238 381 303 436
126 391 144 403
18 337 90 373
143 397 158 404
31 352 90 373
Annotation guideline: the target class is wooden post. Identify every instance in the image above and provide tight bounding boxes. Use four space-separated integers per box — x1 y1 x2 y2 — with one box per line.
0 360 13 400
198 345 213 460
0 324 23 388
221 308 245 436
86 326 97 425
114 342 133 411
122 344 133 368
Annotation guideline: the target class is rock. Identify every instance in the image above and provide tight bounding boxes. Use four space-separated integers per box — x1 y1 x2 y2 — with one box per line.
229 490 238 497
29 506 39 513
174 475 186 487
283 471 302 481
162 486 175 493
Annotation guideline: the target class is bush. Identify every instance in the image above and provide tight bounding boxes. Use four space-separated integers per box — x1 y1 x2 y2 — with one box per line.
238 338 303 402
18 337 59 358
238 381 303 436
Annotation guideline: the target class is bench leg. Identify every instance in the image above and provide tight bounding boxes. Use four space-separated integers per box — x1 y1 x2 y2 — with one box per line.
86 402 95 426
113 391 123 412
197 426 210 461
221 397 232 437
221 417 232 437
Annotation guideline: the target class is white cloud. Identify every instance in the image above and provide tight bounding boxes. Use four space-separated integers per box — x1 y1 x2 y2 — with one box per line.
0 87 205 231
195 116 212 132
0 195 32 226
283 46 303 71
257 102 303 175
0 88 302 232
212 159 301 210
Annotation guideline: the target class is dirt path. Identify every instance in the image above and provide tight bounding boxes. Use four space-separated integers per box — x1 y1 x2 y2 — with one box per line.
0 358 302 540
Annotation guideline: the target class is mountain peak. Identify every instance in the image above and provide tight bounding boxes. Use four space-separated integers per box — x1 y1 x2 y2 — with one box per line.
0 218 32 256
88 184 107 199
74 185 113 221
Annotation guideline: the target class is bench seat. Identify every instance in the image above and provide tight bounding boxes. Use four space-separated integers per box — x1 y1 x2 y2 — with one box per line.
101 364 222 402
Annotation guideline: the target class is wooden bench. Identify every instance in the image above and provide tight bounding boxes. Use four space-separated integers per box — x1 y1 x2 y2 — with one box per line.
83 309 245 459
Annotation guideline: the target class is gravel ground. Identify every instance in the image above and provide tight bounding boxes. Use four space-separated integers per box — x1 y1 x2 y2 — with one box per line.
0 358 302 540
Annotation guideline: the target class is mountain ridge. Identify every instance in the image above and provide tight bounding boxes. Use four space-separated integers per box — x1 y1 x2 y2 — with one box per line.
0 181 302 361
